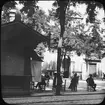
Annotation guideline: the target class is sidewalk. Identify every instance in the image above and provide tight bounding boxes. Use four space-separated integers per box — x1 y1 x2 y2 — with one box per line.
2 79 105 104
3 79 105 97
3 89 105 105
30 88 105 97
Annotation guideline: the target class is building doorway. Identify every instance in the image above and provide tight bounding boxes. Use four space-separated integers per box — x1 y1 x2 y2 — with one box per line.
89 63 96 77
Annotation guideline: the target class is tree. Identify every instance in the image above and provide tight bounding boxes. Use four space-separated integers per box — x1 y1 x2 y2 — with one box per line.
69 0 104 23
2 1 104 59
1 1 17 24
84 25 104 58
22 8 50 34
34 42 46 58
1 1 38 23
1 1 49 33
52 0 69 95
48 1 104 57
52 0 105 95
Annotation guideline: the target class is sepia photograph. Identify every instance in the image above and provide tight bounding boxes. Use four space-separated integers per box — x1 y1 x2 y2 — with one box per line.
1 0 105 104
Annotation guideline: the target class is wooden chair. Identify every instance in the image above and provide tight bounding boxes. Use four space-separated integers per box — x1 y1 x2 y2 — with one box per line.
30 81 35 90
87 84 94 92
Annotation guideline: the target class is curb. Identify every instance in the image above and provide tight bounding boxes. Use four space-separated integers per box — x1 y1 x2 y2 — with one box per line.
30 90 105 97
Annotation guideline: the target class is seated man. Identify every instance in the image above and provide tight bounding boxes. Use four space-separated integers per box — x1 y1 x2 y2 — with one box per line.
35 74 46 90
45 73 50 86
86 74 96 91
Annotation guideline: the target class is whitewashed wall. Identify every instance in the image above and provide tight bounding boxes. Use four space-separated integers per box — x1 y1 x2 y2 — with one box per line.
101 57 105 74
81 62 88 80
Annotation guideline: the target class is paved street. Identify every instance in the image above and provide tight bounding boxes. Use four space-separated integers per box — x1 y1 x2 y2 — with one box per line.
3 79 105 105
3 91 105 105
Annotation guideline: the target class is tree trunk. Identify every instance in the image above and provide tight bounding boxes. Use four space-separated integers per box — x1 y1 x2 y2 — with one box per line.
56 47 61 95
56 24 65 95
56 1 67 95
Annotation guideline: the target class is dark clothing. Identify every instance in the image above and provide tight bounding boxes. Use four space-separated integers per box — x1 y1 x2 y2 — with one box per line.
86 77 94 87
36 82 42 90
41 76 46 85
69 79 74 89
86 77 96 91
53 76 57 88
71 77 77 87
36 75 46 90
45 74 50 80
45 74 50 86
102 73 105 80
53 75 62 88
69 75 79 91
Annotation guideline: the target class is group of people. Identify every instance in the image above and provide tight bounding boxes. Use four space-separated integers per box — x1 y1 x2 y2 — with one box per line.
68 73 96 92
68 73 79 91
35 72 63 91
35 72 97 92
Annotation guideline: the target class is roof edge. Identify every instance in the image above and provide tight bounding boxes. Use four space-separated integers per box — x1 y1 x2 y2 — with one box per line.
1 21 48 41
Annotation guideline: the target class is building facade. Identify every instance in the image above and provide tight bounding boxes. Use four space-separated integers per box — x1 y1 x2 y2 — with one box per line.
69 52 102 80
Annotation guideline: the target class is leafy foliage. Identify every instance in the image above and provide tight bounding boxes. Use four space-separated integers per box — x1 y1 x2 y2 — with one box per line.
22 9 48 33
49 1 104 58
3 1 17 9
1 6 10 24
1 1 17 24
70 0 104 23
19 0 38 17
1 0 105 59
34 42 46 58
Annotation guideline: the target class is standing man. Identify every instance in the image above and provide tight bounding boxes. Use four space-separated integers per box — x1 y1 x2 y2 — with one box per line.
53 73 63 94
